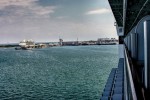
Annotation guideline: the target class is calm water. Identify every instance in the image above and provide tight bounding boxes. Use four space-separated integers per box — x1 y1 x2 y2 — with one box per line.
0 45 118 100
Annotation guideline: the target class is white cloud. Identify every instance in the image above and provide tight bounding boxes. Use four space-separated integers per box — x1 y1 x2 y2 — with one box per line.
0 0 38 9
86 8 111 15
30 6 56 15
0 0 57 17
56 16 68 19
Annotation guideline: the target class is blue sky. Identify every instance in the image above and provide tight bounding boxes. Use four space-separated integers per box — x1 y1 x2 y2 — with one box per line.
0 0 117 43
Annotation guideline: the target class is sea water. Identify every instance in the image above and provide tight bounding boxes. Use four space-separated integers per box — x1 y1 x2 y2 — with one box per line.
0 45 118 100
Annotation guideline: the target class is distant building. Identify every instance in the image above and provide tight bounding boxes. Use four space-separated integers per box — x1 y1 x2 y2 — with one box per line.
97 38 118 45
62 41 78 46
59 38 63 46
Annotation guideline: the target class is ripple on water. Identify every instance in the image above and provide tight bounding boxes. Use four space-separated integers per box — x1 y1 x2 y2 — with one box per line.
0 46 118 100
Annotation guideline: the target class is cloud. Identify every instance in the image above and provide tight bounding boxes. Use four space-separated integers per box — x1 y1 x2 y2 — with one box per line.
29 6 56 16
56 16 68 19
86 8 111 15
0 0 38 9
0 0 57 17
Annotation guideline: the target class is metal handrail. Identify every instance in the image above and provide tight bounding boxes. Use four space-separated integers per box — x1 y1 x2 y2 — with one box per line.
125 49 137 100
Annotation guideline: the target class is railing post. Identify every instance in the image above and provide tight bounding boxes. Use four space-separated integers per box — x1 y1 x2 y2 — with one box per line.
144 20 150 89
131 33 138 60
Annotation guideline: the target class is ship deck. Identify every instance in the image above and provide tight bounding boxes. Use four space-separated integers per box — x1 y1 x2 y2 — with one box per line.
100 58 124 100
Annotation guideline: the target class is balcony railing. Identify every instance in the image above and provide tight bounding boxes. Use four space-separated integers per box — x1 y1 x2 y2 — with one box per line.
124 48 137 100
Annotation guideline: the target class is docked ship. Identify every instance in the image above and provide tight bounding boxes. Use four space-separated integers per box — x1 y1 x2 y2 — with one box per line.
15 39 35 50
100 0 150 100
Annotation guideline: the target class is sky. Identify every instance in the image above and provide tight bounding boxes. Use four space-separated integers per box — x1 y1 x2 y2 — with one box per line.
0 0 117 43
